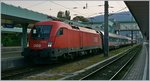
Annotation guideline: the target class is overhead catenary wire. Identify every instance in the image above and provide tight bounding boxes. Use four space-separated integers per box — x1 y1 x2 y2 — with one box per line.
49 1 88 17
26 1 47 8
114 7 128 13
26 1 128 19
74 1 104 16
87 6 128 18
26 1 129 20
49 1 105 18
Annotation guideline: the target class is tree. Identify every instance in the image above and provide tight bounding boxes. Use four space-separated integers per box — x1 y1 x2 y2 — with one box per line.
72 16 89 22
65 10 71 20
57 10 71 20
57 11 64 18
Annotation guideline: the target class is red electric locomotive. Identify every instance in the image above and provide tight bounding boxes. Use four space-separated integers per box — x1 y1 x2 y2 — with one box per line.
22 21 102 63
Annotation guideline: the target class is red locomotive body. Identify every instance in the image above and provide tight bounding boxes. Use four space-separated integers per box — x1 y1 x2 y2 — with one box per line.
22 20 133 64
22 21 102 63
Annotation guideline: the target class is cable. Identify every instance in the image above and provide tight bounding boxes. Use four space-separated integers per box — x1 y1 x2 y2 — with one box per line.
50 1 104 18
88 6 128 18
49 1 128 19
115 7 127 13
50 1 87 16
26 1 47 8
74 1 103 16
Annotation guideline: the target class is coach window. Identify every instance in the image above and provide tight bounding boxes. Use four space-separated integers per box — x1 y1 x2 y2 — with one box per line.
57 28 63 36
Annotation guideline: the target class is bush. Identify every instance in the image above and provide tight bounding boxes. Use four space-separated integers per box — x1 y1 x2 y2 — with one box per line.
2 33 22 46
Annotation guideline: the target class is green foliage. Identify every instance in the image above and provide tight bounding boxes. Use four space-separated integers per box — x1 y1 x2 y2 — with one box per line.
57 11 64 18
2 33 22 46
57 10 71 20
72 16 89 22
65 10 71 20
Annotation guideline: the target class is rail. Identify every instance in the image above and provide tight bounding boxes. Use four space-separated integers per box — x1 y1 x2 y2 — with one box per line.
79 45 142 80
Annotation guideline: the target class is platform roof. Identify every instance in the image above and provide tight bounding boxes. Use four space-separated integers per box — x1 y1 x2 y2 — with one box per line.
124 1 149 40
1 2 51 24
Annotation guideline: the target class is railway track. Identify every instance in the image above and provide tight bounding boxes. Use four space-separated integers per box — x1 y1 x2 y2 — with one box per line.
79 45 142 80
1 65 54 80
1 55 92 79
1 45 137 80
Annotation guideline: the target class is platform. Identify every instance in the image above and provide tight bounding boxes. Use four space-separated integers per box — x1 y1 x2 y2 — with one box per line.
1 46 22 58
123 42 149 80
1 46 25 71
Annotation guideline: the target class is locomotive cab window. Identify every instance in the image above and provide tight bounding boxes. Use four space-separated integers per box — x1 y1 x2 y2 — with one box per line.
57 28 63 36
31 25 52 40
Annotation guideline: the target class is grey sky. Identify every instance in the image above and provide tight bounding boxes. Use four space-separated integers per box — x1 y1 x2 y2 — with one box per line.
1 0 129 19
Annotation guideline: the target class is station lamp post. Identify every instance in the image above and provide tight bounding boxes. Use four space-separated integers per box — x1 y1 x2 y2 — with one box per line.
104 1 109 57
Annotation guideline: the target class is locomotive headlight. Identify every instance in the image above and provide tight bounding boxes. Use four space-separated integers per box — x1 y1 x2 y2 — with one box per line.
48 42 52 47
27 42 29 47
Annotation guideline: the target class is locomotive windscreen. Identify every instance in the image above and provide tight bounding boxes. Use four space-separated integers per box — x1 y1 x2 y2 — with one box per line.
31 25 52 40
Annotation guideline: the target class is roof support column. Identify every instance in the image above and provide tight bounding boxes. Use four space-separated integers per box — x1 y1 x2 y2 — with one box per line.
104 1 109 57
22 24 28 51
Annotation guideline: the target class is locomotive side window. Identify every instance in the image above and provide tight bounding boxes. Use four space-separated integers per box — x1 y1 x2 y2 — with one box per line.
57 28 63 36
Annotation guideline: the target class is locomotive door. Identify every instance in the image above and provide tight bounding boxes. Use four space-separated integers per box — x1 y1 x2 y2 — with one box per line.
66 28 69 53
63 28 69 53
80 32 83 49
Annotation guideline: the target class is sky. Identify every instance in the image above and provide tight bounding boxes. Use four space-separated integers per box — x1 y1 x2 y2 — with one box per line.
1 0 129 19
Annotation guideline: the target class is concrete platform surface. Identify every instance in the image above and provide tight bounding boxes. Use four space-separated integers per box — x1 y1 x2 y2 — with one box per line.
123 43 149 80
1 46 22 58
